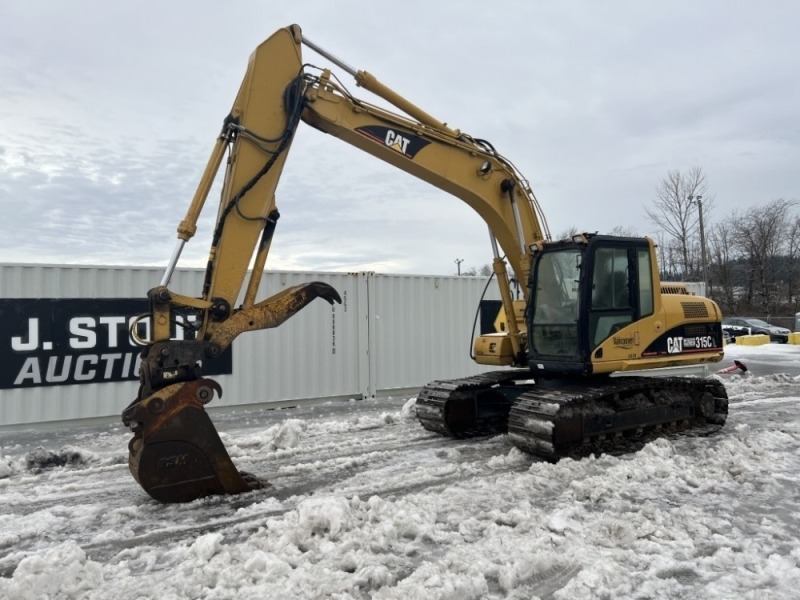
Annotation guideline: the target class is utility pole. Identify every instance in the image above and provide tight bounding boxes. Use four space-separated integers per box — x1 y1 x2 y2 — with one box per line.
454 258 464 275
688 194 708 294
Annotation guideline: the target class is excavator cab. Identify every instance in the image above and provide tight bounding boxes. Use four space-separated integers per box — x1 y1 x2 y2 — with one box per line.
527 234 696 376
419 232 727 457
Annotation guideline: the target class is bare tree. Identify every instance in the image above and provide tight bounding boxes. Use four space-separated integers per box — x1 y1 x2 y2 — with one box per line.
556 226 580 240
732 198 795 312
459 264 494 277
647 167 713 280
653 231 683 281
607 225 638 237
707 220 737 311
787 216 800 310
555 225 638 240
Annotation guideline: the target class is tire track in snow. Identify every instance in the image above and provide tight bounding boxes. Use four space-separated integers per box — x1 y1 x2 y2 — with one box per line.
0 440 530 577
0 414 525 578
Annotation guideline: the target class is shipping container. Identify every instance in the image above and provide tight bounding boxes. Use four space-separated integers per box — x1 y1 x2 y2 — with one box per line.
0 263 501 426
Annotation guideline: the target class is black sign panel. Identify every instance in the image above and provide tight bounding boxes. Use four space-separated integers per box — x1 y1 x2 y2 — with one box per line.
642 322 723 357
479 300 504 334
0 299 232 390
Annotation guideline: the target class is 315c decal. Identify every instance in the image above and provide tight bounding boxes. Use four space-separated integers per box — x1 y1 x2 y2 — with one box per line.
643 324 722 357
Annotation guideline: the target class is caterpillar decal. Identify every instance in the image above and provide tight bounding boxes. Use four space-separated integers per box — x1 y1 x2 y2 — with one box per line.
355 125 431 158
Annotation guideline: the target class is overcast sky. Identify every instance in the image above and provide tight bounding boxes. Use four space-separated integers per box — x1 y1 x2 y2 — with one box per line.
1 1 798 276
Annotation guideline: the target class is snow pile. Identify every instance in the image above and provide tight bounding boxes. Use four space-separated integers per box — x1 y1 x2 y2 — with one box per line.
486 447 530 469
265 418 307 450
25 445 96 472
192 532 224 562
2 542 103 600
1 347 800 598
1 447 90 479
0 455 13 479
400 397 417 418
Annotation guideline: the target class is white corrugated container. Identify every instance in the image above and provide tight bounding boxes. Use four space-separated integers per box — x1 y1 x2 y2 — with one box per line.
370 273 498 393
0 263 501 426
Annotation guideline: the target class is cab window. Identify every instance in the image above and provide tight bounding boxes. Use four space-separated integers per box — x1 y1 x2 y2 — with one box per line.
590 247 633 348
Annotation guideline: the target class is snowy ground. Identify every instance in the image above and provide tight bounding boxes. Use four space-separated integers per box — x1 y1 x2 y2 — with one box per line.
1 344 799 599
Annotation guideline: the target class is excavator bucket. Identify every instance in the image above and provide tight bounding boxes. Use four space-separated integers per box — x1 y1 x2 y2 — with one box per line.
123 379 260 503
123 282 342 502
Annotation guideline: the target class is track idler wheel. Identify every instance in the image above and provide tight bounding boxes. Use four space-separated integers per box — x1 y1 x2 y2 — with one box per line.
123 378 261 503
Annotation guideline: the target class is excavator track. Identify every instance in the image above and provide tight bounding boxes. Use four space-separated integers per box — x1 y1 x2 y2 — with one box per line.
415 370 530 437
507 376 728 460
416 373 728 460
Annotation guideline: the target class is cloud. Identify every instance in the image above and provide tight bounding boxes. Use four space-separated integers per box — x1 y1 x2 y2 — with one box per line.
1 0 799 274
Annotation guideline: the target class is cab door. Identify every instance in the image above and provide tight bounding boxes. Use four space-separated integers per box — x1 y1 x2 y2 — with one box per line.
587 240 654 350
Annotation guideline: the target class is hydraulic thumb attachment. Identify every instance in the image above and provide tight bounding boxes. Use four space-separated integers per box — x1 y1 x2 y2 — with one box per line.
123 282 341 503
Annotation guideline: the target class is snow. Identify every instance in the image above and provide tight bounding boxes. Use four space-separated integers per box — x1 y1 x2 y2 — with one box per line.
1 344 800 599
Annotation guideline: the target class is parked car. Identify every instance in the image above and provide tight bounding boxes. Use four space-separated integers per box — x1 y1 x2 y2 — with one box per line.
722 317 790 343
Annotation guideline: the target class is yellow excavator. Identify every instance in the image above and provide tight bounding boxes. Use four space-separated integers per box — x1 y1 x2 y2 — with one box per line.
122 25 728 502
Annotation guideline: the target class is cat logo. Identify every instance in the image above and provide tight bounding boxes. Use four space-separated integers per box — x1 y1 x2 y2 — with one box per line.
385 129 410 155
667 336 683 354
355 125 431 158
